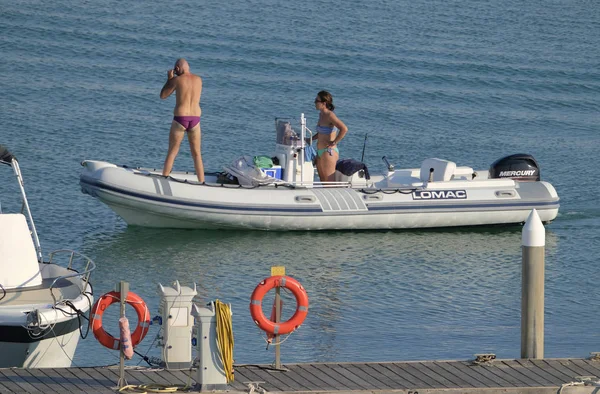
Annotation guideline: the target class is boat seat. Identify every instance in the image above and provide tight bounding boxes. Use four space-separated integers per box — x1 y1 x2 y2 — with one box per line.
0 213 43 289
454 166 475 178
420 158 456 182
334 170 369 186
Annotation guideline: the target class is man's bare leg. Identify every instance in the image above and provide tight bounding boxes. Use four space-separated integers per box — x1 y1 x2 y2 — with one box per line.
187 124 205 183
163 121 186 177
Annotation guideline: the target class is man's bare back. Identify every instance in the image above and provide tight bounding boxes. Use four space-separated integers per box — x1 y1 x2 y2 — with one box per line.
160 59 202 116
160 58 205 182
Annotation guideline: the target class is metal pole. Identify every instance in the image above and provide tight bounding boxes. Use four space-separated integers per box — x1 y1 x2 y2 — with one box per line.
299 113 305 183
360 133 368 163
521 209 545 359
118 281 129 388
12 160 43 262
275 287 281 369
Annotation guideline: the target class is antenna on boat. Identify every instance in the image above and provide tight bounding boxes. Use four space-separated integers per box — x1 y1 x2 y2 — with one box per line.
360 133 368 163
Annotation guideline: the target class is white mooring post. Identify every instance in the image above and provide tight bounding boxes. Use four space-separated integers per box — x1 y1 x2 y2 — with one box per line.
191 303 228 391
521 209 545 359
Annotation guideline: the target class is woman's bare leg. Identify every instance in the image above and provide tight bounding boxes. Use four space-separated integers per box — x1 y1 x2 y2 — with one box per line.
187 124 205 182
163 121 186 177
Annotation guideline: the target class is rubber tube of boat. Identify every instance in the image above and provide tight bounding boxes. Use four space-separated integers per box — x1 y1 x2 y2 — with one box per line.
521 209 545 359
119 317 134 360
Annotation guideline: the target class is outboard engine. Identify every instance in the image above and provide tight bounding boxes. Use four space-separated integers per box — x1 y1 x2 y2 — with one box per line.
489 154 540 181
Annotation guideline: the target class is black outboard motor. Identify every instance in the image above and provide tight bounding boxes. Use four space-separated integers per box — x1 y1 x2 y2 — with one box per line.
489 153 540 181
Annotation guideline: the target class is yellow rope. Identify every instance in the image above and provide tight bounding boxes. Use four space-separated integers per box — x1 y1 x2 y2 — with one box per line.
214 299 235 383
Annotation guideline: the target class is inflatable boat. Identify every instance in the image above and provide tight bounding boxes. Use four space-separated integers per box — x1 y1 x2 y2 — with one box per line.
80 115 559 230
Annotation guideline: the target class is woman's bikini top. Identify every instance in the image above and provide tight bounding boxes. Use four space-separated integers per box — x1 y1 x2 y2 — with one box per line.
316 125 336 135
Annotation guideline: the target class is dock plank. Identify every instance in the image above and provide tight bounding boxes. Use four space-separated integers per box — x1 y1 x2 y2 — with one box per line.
0 368 42 393
422 361 473 388
229 368 256 391
540 359 587 382
316 364 369 391
433 361 487 388
389 361 443 388
502 360 552 386
48 367 102 393
513 359 566 386
456 361 512 387
349 363 397 389
236 366 287 392
0 370 25 393
325 364 374 390
296 364 354 391
483 361 533 387
407 361 454 388
19 369 69 393
285 364 335 391
371 363 411 389
73 367 115 390
569 359 600 378
379 362 426 388
256 368 311 391
9 369 48 393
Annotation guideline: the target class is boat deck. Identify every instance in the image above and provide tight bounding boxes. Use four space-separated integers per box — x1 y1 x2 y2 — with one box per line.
2 358 600 393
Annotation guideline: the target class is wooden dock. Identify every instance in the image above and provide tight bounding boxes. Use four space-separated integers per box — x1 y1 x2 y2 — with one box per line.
2 358 600 393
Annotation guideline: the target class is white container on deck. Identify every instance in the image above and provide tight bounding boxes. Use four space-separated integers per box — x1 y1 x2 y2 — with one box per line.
157 281 197 369
191 303 228 390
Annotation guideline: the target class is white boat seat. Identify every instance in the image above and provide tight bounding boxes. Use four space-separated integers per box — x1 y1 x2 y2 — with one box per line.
420 158 456 182
0 213 43 289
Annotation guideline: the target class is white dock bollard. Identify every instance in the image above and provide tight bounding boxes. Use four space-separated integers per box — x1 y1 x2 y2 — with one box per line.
521 209 545 359
192 302 228 391
157 281 197 369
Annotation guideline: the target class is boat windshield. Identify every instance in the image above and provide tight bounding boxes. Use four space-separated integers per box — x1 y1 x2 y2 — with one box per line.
275 119 301 146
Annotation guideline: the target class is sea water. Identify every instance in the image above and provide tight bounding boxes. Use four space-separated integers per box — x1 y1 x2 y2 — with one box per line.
0 0 599 367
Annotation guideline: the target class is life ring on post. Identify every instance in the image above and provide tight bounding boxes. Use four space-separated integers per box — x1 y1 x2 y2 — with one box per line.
90 291 150 350
250 276 309 335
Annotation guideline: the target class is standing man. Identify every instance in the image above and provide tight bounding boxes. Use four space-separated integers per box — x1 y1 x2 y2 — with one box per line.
160 58 204 182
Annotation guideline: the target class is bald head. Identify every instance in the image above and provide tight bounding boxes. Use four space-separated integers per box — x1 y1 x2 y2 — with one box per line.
174 58 190 75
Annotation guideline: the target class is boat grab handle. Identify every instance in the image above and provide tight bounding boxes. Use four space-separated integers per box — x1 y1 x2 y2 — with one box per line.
295 195 316 203
495 190 516 198
363 194 383 201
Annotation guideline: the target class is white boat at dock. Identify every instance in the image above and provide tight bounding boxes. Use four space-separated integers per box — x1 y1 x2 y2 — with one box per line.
80 115 559 230
0 145 95 368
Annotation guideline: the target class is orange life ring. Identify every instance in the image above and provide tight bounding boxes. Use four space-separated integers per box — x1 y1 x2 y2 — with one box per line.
90 291 150 350
250 276 309 335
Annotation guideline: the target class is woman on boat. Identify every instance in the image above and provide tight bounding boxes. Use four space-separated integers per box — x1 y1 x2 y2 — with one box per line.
312 90 348 182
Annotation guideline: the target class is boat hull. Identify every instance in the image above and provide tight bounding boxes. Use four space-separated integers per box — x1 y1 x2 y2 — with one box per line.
0 263 94 368
80 161 560 231
0 319 83 368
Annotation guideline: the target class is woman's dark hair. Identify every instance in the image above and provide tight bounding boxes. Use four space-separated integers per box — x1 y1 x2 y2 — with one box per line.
317 90 335 111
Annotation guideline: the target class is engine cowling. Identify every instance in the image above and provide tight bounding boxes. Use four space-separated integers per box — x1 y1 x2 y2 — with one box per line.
489 154 540 181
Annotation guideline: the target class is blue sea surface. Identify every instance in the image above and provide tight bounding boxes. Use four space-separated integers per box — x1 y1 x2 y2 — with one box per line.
1 0 599 367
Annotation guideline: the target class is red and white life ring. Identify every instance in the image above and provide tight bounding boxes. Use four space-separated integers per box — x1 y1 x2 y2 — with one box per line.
250 276 309 335
90 291 150 350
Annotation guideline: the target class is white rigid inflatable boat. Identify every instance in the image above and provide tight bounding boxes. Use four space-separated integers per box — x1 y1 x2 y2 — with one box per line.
80 115 559 230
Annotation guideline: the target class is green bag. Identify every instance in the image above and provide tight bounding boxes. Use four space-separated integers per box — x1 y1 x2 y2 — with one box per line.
253 155 273 168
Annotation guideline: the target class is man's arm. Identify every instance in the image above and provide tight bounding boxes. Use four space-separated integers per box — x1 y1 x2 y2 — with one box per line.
160 69 177 99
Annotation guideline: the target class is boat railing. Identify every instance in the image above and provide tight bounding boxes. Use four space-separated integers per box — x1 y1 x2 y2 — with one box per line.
47 249 96 304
